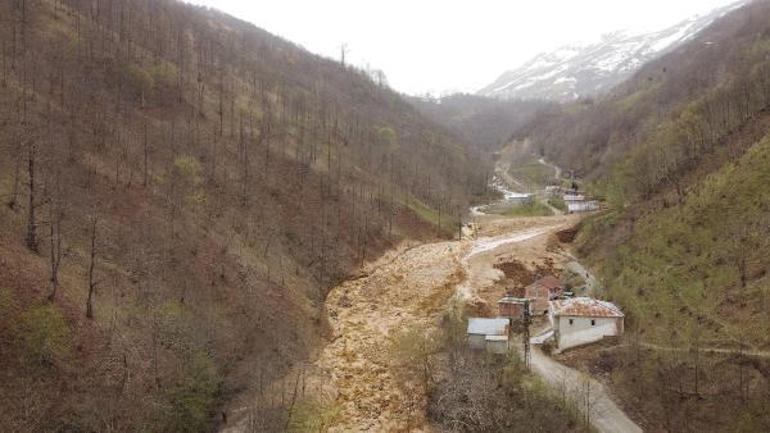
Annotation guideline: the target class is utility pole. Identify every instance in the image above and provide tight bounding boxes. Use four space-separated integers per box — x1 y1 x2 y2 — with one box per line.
523 299 531 370
339 43 349 67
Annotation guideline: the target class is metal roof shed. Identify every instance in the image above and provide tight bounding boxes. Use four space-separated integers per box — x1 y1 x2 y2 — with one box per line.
467 318 510 336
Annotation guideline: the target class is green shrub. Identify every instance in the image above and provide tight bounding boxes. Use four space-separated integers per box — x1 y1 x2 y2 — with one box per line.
148 63 178 89
126 64 154 94
503 201 553 217
390 327 439 387
172 155 206 206
0 287 11 315
375 126 397 148
547 197 568 212
164 351 222 433
14 304 71 366
174 155 203 182
287 399 342 433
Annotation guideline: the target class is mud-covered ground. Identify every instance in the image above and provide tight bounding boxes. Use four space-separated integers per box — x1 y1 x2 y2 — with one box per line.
221 212 583 432
314 214 581 432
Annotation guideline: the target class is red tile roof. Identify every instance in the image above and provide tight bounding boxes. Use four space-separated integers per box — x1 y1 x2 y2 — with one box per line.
551 297 624 318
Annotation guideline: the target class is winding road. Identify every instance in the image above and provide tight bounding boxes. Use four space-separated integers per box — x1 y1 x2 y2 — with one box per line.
528 347 643 433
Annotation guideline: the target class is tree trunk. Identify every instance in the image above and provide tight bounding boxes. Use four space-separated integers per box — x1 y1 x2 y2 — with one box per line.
25 141 38 252
47 204 63 302
86 216 98 319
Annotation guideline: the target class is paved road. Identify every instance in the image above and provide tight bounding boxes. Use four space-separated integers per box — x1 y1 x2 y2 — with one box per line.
527 346 644 433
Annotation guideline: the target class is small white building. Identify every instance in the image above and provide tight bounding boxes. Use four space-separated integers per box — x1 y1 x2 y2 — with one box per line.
467 318 510 354
549 297 624 352
563 193 586 202
505 192 534 205
567 200 600 214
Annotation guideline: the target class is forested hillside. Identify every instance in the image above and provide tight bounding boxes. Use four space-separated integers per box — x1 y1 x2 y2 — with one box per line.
521 0 770 333
0 0 490 431
520 1 770 193
408 94 551 155
513 2 770 430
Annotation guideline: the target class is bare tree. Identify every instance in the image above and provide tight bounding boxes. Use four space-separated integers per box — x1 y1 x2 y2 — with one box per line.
25 139 38 252
46 197 64 302
86 215 99 319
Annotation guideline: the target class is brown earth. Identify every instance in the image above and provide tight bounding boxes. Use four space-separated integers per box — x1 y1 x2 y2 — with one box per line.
222 212 583 432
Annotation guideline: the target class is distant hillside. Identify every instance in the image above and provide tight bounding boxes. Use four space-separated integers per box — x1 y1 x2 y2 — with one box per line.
479 1 745 102
407 94 553 155
0 0 490 431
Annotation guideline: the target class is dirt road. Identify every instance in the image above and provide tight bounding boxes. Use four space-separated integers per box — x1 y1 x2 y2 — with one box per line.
495 141 529 192
538 156 562 181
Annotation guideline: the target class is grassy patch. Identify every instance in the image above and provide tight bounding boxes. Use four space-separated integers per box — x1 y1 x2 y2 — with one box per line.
287 398 342 432
13 304 71 367
509 156 554 189
547 197 568 212
0 287 12 316
585 136 770 347
399 194 458 234
163 351 222 433
499 201 554 217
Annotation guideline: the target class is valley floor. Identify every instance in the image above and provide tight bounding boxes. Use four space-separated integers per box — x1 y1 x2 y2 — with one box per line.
220 209 645 432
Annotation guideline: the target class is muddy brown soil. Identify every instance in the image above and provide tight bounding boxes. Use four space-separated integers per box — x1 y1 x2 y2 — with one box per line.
314 214 581 432
221 213 583 433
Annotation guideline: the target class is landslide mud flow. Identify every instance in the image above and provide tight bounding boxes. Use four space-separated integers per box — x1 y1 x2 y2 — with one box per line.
221 213 581 433
316 214 579 432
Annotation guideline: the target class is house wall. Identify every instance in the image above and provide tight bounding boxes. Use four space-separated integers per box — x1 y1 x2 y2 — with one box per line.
555 316 622 351
499 303 525 319
526 286 550 315
486 340 509 354
567 201 599 214
468 334 487 350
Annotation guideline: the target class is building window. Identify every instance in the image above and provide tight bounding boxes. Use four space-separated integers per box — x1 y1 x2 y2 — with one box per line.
591 319 596 326
568 319 573 325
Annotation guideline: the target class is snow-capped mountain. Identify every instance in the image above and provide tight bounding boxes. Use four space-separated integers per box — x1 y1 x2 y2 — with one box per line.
479 1 746 102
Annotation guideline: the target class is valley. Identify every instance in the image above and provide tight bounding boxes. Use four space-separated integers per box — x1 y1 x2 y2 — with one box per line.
220 150 635 433
2 0 770 432
222 205 587 432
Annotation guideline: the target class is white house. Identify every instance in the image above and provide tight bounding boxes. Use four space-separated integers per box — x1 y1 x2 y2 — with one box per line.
563 193 586 202
506 192 534 205
567 200 600 214
549 297 624 352
467 318 510 354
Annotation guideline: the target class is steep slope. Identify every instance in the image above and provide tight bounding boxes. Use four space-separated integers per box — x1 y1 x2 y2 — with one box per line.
0 1 490 432
510 2 770 431
571 127 770 433
516 0 770 341
479 1 745 102
519 0 768 186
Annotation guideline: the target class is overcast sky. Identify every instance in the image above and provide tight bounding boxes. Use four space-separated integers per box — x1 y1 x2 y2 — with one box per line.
185 0 738 96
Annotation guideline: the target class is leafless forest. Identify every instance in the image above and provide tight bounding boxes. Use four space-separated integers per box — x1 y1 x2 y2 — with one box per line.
0 0 490 431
